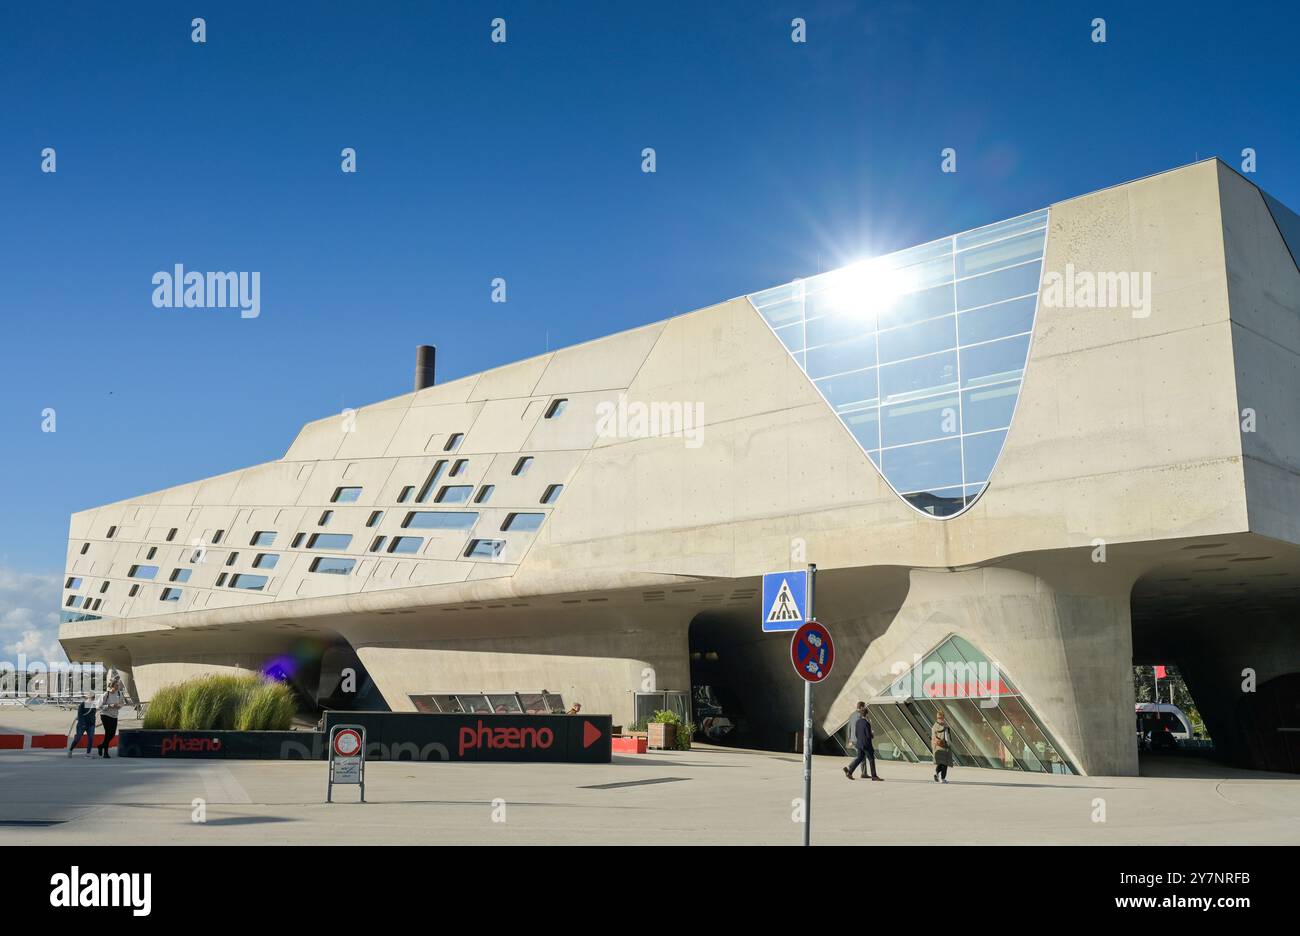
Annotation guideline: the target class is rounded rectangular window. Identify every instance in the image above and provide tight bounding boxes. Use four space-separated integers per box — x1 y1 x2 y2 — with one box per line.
309 556 356 575
502 512 545 532
464 539 505 559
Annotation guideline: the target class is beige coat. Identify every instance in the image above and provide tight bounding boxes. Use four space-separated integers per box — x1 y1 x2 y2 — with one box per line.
931 721 952 766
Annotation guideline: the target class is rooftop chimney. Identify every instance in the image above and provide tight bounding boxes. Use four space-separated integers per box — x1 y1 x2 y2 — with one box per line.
414 345 436 391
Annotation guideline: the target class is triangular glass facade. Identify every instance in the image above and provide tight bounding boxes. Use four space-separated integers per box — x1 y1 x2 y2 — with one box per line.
833 634 1076 774
749 210 1048 518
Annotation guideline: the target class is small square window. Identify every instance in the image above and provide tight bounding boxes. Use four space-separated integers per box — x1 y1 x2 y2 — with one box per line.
166 528 178 542
474 484 495 504
80 543 89 555
99 581 109 593
65 595 76 607
369 535 387 553
545 398 568 419
541 484 564 505
252 553 278 570
319 510 334 526
129 584 140 597
146 546 157 559
170 568 191 583
444 433 465 452
512 457 534 476
92 599 102 611
450 459 468 477
212 529 224 544
107 526 117 539
65 576 81 589
226 552 239 566
160 588 182 602
291 533 305 548
366 510 384 527
397 486 415 503
215 573 227 587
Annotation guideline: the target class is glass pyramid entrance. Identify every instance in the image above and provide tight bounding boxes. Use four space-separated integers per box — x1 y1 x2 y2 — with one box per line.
832 634 1075 774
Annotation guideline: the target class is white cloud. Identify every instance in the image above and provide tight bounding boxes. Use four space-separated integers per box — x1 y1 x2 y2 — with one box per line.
0 566 65 663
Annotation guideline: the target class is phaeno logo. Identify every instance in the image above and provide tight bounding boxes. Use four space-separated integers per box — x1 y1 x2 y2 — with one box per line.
50 866 151 917
160 735 222 755
458 720 555 756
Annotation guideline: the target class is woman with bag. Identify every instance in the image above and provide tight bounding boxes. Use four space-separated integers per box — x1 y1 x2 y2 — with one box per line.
931 710 953 783
96 672 127 758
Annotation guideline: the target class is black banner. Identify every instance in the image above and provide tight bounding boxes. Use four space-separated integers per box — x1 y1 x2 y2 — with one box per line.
323 711 613 763
116 713 613 763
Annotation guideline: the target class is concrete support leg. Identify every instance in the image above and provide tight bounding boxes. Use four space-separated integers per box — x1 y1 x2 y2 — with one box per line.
829 556 1140 776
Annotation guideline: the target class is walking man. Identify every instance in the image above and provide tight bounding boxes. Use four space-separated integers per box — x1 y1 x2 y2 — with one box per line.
68 693 96 757
843 702 882 781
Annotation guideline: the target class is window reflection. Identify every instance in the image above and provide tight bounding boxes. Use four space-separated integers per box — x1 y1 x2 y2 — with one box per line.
750 210 1046 518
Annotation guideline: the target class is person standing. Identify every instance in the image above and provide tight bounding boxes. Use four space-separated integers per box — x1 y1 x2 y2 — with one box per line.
931 710 952 783
68 693 97 758
96 673 126 758
843 702 882 781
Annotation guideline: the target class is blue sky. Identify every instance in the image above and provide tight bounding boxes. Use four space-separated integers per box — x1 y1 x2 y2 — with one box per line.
0 2 1297 650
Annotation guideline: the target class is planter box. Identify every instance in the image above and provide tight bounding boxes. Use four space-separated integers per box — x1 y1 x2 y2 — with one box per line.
647 722 677 750
118 729 324 760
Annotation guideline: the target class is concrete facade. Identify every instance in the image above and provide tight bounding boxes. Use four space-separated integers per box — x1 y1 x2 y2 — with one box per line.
59 160 1300 776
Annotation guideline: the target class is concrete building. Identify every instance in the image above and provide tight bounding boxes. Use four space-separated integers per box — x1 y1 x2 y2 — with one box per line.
59 160 1300 776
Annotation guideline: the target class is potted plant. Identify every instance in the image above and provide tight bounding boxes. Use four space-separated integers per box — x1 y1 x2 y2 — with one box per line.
647 709 695 751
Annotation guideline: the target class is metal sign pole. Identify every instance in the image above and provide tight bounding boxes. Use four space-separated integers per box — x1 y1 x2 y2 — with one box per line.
803 563 816 847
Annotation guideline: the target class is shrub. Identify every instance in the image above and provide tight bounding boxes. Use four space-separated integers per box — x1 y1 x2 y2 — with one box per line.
235 679 297 731
144 673 295 732
141 682 183 730
649 709 696 751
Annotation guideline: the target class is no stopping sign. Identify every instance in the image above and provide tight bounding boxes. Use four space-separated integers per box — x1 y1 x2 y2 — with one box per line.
333 728 362 758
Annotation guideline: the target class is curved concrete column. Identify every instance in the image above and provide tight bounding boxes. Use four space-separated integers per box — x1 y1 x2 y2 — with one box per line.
827 556 1140 776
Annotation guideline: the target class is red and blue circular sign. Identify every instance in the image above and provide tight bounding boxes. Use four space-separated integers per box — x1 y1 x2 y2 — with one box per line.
791 619 834 683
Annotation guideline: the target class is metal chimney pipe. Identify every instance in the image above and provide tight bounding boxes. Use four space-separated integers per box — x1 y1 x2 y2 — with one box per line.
414 345 436 391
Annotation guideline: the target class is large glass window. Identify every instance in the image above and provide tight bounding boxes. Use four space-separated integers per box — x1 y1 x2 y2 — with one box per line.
749 209 1046 518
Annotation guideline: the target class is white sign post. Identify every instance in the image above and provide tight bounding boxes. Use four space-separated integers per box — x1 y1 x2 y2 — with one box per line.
327 724 366 803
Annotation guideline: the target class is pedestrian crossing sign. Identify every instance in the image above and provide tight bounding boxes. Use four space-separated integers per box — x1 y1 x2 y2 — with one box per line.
762 570 808 632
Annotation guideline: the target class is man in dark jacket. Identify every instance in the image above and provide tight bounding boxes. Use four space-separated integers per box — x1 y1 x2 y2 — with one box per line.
68 695 96 757
843 702 882 781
